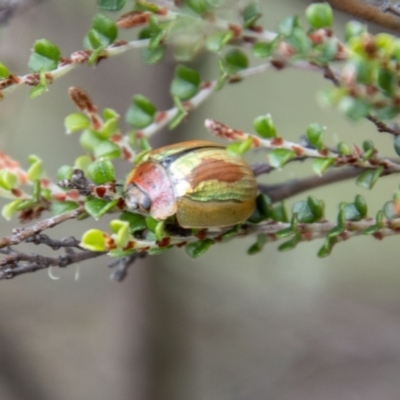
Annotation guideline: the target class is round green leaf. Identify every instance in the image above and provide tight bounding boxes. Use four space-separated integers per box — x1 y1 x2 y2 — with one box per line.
185 239 215 258
305 2 333 28
125 95 156 129
65 113 90 134
253 114 277 138
87 159 115 184
81 229 106 252
93 140 121 160
170 65 200 101
225 48 248 72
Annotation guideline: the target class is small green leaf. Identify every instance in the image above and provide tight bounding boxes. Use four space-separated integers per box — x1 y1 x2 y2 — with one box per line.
269 149 295 168
0 170 18 190
278 234 300 252
170 65 200 101
224 48 248 72
81 229 106 252
275 226 294 239
354 194 367 217
317 237 336 257
356 167 383 189
154 220 166 241
146 215 159 233
0 62 9 78
278 16 301 37
383 200 400 219
345 21 366 42
110 219 130 248
376 209 384 228
27 155 43 182
343 203 361 221
305 2 333 29
139 136 152 152
374 106 400 121
28 39 60 72
270 201 289 222
253 114 277 138
169 109 187 129
51 201 79 216
247 194 271 223
353 58 374 85
74 155 92 172
247 234 266 255
92 14 118 45
377 67 397 96
306 122 324 150
102 117 119 138
338 97 371 121
65 113 90 134
125 95 156 129
97 0 126 11
80 129 105 152
141 45 165 65
93 140 121 160
312 157 334 176
86 198 118 220
84 14 118 50
57 165 73 181
1 199 23 220
394 135 400 157
242 2 261 28
292 197 322 223
363 225 380 235
185 239 215 258
337 207 346 229
252 38 279 58
327 225 343 239
87 159 115 184
206 31 234 52
29 84 47 99
103 108 119 120
119 211 147 232
307 196 324 220
226 137 252 156
286 27 311 55
337 141 352 155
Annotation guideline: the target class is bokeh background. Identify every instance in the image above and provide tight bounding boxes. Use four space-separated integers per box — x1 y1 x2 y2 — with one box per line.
2 1 400 399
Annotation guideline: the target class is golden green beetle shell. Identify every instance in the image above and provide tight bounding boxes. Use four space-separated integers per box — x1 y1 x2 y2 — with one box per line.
124 140 257 228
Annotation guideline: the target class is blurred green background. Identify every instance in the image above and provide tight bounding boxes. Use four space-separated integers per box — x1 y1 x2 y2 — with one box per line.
1 1 400 399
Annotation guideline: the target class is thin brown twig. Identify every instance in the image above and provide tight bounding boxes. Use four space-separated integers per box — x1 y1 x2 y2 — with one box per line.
258 164 400 203
0 206 85 249
367 114 400 136
326 0 400 31
0 248 105 279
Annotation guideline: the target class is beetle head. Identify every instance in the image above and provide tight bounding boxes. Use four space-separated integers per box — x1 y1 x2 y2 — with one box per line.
125 184 151 214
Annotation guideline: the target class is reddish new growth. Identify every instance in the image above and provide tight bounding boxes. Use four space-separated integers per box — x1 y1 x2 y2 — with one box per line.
228 23 242 38
155 111 167 123
24 74 41 86
158 237 171 247
69 87 97 113
122 147 133 160
117 11 152 28
70 50 91 64
0 152 28 185
308 29 329 45
69 87 102 131
204 119 246 141
292 145 304 157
